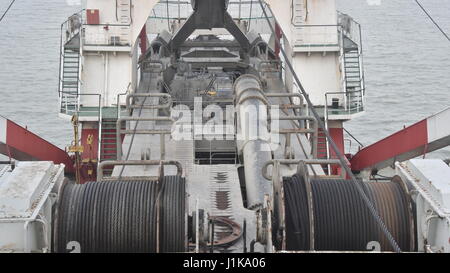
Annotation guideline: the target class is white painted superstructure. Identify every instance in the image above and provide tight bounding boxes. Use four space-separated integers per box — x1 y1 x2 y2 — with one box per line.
70 1 362 115
0 0 447 254
0 162 65 253
396 159 450 253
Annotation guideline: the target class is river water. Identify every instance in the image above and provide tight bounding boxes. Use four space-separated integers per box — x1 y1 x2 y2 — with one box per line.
0 0 449 159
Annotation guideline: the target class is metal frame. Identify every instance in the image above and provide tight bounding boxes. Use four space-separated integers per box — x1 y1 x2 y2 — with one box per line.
97 160 183 181
116 116 174 159
126 93 173 112
261 159 343 181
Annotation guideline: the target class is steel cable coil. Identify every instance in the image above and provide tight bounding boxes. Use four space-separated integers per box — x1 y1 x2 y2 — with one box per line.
283 175 310 250
53 176 186 253
283 175 415 252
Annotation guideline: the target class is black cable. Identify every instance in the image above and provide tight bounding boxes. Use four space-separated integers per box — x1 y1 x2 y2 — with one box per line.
415 0 450 43
257 0 402 252
0 0 16 23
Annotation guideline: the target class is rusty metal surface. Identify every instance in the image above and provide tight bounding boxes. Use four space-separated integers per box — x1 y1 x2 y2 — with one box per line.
208 216 242 247
365 181 416 251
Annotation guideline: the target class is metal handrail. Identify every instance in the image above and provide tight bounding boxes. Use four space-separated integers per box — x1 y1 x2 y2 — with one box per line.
59 92 102 116
291 13 362 50
82 24 132 47
126 93 173 111
291 24 341 49
59 93 102 162
97 160 183 181
148 0 271 21
325 89 364 116
337 11 362 48
262 159 344 181
59 10 84 96
116 115 174 160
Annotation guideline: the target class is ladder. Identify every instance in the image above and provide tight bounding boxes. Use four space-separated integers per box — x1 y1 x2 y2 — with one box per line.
317 128 329 160
344 49 362 91
343 39 363 112
100 118 119 175
317 128 330 174
60 43 80 114
116 0 132 45
292 0 306 25
100 118 119 161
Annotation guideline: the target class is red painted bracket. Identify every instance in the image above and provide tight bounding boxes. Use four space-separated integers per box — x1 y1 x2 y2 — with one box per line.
0 116 74 173
350 107 450 172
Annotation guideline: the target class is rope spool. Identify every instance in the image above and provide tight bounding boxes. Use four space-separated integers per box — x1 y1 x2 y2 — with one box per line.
283 175 415 252
53 176 186 253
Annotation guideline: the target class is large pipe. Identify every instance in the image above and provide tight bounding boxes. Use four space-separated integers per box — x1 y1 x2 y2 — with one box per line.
234 74 272 209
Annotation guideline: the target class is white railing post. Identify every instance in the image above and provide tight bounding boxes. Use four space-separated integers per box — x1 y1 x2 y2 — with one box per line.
97 94 102 163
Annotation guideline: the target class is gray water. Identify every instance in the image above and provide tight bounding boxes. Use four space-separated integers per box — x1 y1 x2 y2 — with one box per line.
338 0 450 159
0 0 449 160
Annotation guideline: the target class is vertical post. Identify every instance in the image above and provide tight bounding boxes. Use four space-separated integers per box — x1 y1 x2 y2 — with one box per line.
238 0 242 20
178 0 181 21
166 0 170 30
97 95 103 163
160 134 166 159
59 22 64 98
312 119 318 159
156 177 161 253
71 115 82 184
116 119 122 160
286 133 291 158
243 220 247 253
210 219 215 253
248 0 253 32
195 199 200 253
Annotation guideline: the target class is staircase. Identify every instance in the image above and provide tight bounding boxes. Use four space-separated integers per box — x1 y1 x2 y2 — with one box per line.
343 38 364 113
100 119 119 176
317 128 328 160
116 0 132 45
344 50 361 87
317 128 329 174
59 42 81 115
100 119 119 161
292 0 306 25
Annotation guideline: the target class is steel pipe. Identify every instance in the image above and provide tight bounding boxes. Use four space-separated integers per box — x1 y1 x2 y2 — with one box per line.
262 159 342 180
234 74 272 209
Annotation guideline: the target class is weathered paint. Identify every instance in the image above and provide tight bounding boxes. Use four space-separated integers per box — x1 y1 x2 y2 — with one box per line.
427 107 450 143
0 117 74 173
0 116 6 144
351 107 450 172
351 120 427 171
329 127 345 175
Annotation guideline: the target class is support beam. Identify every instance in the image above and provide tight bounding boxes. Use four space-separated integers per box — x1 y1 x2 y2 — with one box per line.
169 0 250 51
351 107 450 172
0 116 74 173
